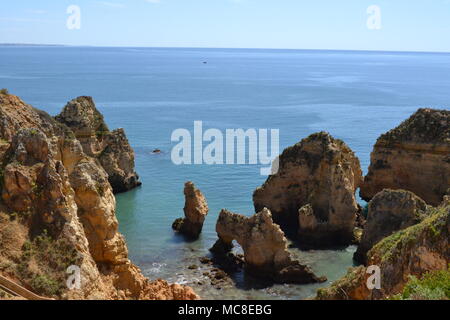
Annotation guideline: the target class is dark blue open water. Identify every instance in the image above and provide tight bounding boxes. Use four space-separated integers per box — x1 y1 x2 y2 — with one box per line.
1 46 449 299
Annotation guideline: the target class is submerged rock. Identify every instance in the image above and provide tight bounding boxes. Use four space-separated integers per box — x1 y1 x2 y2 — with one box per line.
253 132 363 247
55 96 141 193
172 182 209 239
353 189 428 264
316 200 449 300
211 208 326 284
360 108 450 206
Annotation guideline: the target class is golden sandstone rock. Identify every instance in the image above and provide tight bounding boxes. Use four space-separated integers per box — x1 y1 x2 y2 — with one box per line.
0 92 197 300
361 108 450 206
1 90 448 300
317 108 450 300
253 132 363 247
56 96 141 193
172 182 209 239
212 208 326 284
353 189 428 264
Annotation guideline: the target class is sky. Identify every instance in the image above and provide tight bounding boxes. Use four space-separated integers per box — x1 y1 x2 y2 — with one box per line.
1 0 450 52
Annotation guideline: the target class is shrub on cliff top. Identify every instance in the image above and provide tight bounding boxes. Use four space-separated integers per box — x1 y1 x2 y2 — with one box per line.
392 269 450 300
17 230 82 297
0 88 8 95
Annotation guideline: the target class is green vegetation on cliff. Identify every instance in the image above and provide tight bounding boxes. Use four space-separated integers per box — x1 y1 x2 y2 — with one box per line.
16 231 81 297
315 266 366 300
316 202 449 300
392 269 450 300
369 205 448 263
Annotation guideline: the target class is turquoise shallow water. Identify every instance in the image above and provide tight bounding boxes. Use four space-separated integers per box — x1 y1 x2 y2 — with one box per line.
1 47 450 299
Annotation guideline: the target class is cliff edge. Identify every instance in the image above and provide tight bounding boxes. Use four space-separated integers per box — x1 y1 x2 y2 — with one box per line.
55 96 141 193
0 92 197 300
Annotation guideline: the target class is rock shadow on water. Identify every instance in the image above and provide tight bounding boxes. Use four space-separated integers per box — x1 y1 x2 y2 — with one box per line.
288 237 351 252
171 232 204 244
199 252 282 292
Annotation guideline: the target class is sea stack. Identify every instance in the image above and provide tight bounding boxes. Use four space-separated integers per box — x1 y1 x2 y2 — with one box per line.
360 108 450 206
172 182 209 239
55 96 141 193
253 132 363 247
353 189 428 264
211 208 326 284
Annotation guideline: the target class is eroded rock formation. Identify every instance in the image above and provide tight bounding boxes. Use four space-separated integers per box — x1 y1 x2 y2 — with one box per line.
253 132 363 246
354 189 428 264
55 96 141 193
316 201 449 300
211 208 326 284
172 182 209 239
0 92 197 300
360 108 450 206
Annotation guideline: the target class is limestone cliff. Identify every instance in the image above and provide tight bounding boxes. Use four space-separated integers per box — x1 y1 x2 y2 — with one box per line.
55 96 141 193
0 92 197 300
316 201 449 300
360 108 450 206
354 189 428 264
211 208 326 284
253 132 363 246
172 182 209 239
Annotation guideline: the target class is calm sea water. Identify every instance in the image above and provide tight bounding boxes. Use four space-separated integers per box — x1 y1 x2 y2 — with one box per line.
1 46 450 299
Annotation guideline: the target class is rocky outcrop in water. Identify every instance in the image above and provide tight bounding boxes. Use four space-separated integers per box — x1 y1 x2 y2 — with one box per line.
316 200 449 300
211 208 326 284
55 96 141 193
360 109 450 206
172 182 209 239
0 92 197 300
253 132 363 247
353 189 428 264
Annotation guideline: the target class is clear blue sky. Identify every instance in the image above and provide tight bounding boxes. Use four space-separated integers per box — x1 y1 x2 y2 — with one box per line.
1 0 450 52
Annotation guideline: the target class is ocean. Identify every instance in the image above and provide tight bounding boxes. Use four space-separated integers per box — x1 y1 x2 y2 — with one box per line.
1 46 450 299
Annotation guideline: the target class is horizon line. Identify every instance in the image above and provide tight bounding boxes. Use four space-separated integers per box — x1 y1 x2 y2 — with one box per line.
1 43 450 55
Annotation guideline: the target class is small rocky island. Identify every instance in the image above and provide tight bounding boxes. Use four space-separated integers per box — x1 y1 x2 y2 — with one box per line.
172 182 209 239
253 132 363 247
211 208 326 284
360 108 450 206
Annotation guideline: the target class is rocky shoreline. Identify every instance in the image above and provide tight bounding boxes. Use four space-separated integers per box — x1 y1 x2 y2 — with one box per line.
0 90 448 300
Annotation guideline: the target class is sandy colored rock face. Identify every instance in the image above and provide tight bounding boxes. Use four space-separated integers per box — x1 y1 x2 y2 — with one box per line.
0 128 111 299
0 94 69 141
360 109 450 206
316 202 449 300
0 94 198 300
354 189 428 264
253 132 363 246
213 208 326 284
55 96 141 193
172 182 209 239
